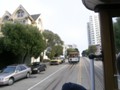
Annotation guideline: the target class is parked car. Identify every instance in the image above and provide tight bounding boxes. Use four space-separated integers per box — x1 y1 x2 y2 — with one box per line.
58 57 65 63
0 64 31 85
50 58 62 65
31 62 46 74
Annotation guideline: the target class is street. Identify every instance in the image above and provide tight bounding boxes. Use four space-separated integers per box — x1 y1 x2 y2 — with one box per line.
0 57 104 90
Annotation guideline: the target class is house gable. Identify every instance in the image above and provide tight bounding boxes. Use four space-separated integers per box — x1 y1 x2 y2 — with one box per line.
1 11 11 22
0 5 44 32
33 14 44 32
11 5 34 23
31 14 40 21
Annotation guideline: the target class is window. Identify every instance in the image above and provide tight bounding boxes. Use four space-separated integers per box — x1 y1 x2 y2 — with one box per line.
3 16 9 21
20 65 26 70
23 20 26 24
17 10 24 17
112 17 120 90
16 66 22 71
3 66 16 73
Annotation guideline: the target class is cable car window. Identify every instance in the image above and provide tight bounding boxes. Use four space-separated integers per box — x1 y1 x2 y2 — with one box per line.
112 17 120 89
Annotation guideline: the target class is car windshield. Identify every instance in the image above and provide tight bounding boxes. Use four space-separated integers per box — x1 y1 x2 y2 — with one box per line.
52 57 58 60
52 59 58 60
32 62 40 66
2 66 16 73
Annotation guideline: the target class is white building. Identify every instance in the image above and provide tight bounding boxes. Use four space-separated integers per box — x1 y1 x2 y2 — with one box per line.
0 5 44 33
87 14 101 54
87 14 101 46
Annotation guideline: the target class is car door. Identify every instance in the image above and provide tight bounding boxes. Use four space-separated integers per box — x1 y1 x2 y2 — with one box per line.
40 64 45 71
19 65 28 78
14 66 22 80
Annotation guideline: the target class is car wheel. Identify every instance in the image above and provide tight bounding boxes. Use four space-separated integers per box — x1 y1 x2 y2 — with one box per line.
26 72 30 78
8 78 14 85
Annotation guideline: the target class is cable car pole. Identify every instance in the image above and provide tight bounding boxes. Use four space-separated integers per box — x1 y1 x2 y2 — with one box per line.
89 54 95 90
89 53 103 90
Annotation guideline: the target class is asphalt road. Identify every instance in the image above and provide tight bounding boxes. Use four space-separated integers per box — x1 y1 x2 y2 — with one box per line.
81 57 104 90
0 57 104 90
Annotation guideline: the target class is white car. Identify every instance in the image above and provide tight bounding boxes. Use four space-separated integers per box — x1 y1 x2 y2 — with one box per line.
0 64 31 85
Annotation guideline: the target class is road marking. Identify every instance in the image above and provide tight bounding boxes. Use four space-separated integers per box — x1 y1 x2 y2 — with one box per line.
27 65 67 90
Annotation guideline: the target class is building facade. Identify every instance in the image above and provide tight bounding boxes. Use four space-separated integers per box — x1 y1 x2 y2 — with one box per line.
0 5 44 33
87 14 101 54
87 14 101 46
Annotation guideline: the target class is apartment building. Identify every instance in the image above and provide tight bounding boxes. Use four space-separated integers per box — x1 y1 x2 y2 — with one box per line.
87 14 101 54
87 14 101 46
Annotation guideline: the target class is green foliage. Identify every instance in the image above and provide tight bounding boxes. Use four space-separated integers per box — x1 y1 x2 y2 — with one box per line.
43 30 64 47
47 45 63 59
53 45 63 57
82 45 97 57
88 45 97 54
42 29 64 59
0 23 46 63
82 49 89 57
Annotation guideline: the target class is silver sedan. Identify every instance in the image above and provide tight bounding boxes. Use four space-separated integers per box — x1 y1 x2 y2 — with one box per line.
0 64 31 85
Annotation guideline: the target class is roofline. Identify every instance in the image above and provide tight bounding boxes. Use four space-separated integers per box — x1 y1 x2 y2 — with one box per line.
82 0 92 11
82 0 104 11
95 3 120 12
82 0 120 12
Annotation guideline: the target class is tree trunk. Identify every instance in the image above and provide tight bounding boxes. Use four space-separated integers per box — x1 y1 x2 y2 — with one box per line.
22 51 28 63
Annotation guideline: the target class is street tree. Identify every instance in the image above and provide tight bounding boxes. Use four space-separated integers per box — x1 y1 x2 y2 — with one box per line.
53 45 63 57
47 45 63 59
88 45 97 54
43 30 63 47
0 23 46 64
82 49 89 57
43 30 64 59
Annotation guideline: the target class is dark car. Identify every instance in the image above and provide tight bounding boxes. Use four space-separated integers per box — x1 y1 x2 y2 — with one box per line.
0 64 31 85
31 62 46 74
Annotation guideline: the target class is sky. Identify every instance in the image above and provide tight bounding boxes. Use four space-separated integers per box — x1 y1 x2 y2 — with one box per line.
0 0 95 52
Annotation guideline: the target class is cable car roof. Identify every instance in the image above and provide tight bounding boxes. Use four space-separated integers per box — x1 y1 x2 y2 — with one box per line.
82 0 120 12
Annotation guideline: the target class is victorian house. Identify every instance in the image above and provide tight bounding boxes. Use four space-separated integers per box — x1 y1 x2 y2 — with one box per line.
0 5 44 34
0 5 46 63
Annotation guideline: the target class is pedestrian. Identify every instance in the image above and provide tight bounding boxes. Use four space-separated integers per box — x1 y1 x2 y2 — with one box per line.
62 82 87 90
